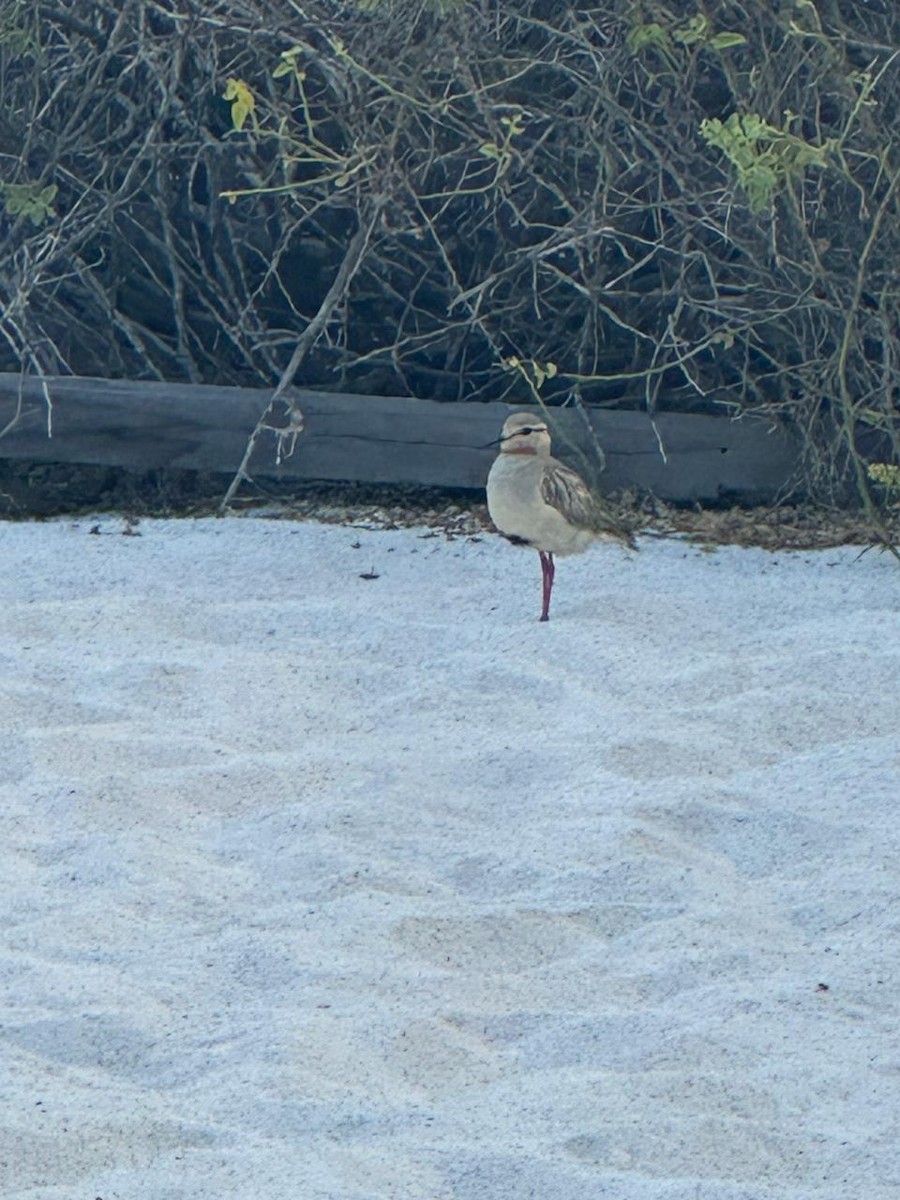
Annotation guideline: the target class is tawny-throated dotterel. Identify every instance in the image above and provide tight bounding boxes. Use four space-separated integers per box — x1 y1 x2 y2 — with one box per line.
486 411 637 621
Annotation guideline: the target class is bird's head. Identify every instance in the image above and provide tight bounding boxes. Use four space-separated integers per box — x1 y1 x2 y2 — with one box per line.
494 412 552 456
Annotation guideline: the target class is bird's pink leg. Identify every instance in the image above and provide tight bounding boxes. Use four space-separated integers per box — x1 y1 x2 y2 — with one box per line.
539 551 555 622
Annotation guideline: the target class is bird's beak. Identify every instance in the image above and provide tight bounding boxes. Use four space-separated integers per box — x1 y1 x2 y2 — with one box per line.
481 434 503 449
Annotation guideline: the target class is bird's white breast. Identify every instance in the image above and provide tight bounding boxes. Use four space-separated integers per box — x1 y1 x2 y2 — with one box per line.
487 455 596 556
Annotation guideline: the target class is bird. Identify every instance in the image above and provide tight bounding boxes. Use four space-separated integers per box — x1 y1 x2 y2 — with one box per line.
486 411 636 621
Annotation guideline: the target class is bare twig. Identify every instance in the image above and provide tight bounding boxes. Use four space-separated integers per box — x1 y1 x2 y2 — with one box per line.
218 204 381 512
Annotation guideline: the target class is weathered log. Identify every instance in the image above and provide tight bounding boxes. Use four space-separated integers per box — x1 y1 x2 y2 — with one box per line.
0 374 799 502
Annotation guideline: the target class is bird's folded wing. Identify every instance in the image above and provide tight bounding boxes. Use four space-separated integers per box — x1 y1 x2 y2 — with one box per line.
541 461 637 547
540 463 597 528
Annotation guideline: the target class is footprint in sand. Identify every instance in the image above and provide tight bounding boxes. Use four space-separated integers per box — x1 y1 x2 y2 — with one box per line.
645 800 844 880
385 1017 505 1095
607 735 757 781
393 906 675 973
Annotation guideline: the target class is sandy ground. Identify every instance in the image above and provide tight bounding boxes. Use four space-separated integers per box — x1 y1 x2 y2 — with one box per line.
1 515 898 1200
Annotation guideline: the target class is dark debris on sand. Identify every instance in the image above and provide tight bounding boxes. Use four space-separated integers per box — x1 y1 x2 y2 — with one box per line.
0 459 897 551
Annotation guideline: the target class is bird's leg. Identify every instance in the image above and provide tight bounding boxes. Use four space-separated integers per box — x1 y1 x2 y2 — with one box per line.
539 551 555 622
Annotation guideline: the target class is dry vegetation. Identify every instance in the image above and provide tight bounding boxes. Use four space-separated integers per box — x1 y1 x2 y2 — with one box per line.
1 0 898 516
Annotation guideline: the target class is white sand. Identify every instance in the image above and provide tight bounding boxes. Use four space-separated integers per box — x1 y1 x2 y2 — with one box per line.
1 515 898 1200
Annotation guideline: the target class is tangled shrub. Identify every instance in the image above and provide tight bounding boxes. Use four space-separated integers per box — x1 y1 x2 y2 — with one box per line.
1 0 898 506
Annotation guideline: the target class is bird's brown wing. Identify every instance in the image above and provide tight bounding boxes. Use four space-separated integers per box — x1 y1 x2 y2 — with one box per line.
541 459 638 549
540 461 597 528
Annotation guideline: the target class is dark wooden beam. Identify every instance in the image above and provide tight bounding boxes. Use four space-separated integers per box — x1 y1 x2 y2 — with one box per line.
0 374 799 502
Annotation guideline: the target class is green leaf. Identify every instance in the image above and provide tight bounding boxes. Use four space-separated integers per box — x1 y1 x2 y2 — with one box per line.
0 181 57 226
709 32 747 50
740 114 773 141
222 78 255 132
673 15 709 46
500 112 525 137
627 23 671 54
743 163 778 212
868 462 900 489
273 47 306 81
